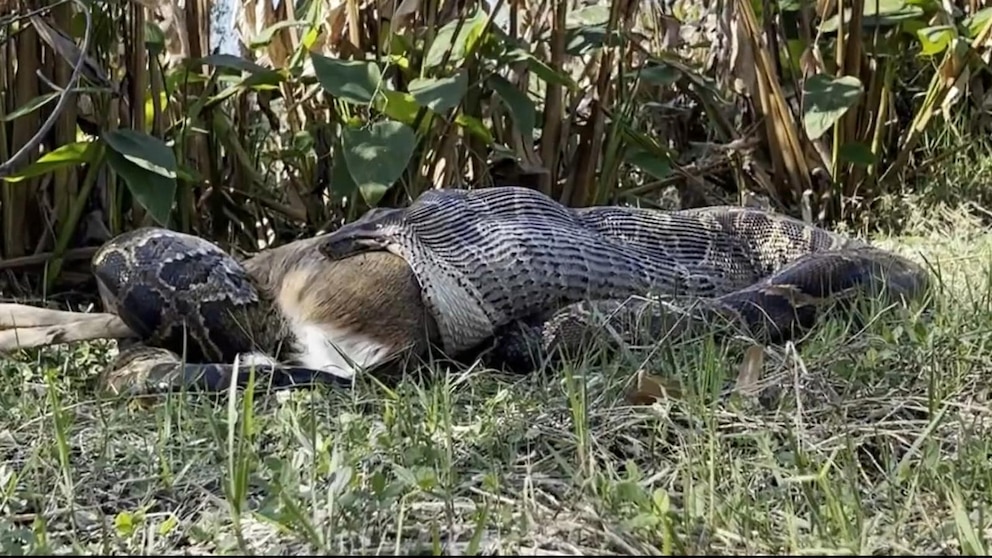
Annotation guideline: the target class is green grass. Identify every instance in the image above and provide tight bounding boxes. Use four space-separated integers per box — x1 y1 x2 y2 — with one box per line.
2 204 992 555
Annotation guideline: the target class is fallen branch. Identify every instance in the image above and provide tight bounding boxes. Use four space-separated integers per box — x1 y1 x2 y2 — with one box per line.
0 303 135 351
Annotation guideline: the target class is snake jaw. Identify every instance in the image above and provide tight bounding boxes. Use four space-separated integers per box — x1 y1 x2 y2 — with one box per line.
319 208 405 261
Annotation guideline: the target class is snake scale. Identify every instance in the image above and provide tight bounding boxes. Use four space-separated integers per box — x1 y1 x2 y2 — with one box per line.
90 186 931 395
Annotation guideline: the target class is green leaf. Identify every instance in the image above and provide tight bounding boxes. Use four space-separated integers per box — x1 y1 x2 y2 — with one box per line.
624 147 672 180
107 151 176 227
103 129 178 180
106 150 176 226
250 20 308 49
488 75 535 141
424 9 488 69
454 114 494 144
964 7 992 38
330 145 358 199
409 71 468 113
802 74 864 141
783 39 807 74
103 131 177 226
376 90 422 127
311 54 383 105
114 511 137 537
205 69 289 106
916 25 957 56
144 21 166 54
3 87 110 122
157 514 179 537
820 0 922 32
2 141 98 183
525 55 577 90
3 93 58 122
341 121 416 206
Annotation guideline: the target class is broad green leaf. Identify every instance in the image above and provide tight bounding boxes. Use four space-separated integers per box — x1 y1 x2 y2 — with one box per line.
488 75 535 141
341 121 416 206
114 511 137 537
106 148 176 226
103 130 178 226
409 72 468 113
916 25 957 56
103 129 178 180
820 0 922 32
250 20 308 49
330 145 358 199
624 147 672 180
2 141 97 183
838 142 877 167
802 74 864 141
859 4 923 28
311 54 383 105
424 9 488 69
240 68 288 89
963 7 992 38
376 90 422 127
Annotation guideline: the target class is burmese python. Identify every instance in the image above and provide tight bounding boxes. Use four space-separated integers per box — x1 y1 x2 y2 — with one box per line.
91 186 931 394
91 228 355 394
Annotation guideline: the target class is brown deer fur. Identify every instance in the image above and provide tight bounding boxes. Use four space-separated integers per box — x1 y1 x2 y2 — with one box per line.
241 235 438 379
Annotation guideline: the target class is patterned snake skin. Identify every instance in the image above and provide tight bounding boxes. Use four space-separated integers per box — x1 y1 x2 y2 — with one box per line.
320 186 930 367
92 228 354 395
91 186 931 394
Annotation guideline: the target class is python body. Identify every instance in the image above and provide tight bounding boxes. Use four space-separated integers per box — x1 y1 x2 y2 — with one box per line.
91 186 930 395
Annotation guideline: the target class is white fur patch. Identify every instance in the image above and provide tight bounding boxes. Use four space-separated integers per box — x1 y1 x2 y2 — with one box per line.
290 322 395 381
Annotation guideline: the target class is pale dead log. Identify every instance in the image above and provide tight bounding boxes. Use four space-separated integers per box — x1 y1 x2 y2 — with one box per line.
0 303 101 328
0 304 135 351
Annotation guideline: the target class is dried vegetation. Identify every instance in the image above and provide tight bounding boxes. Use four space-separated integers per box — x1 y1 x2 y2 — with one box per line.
1 0 992 291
